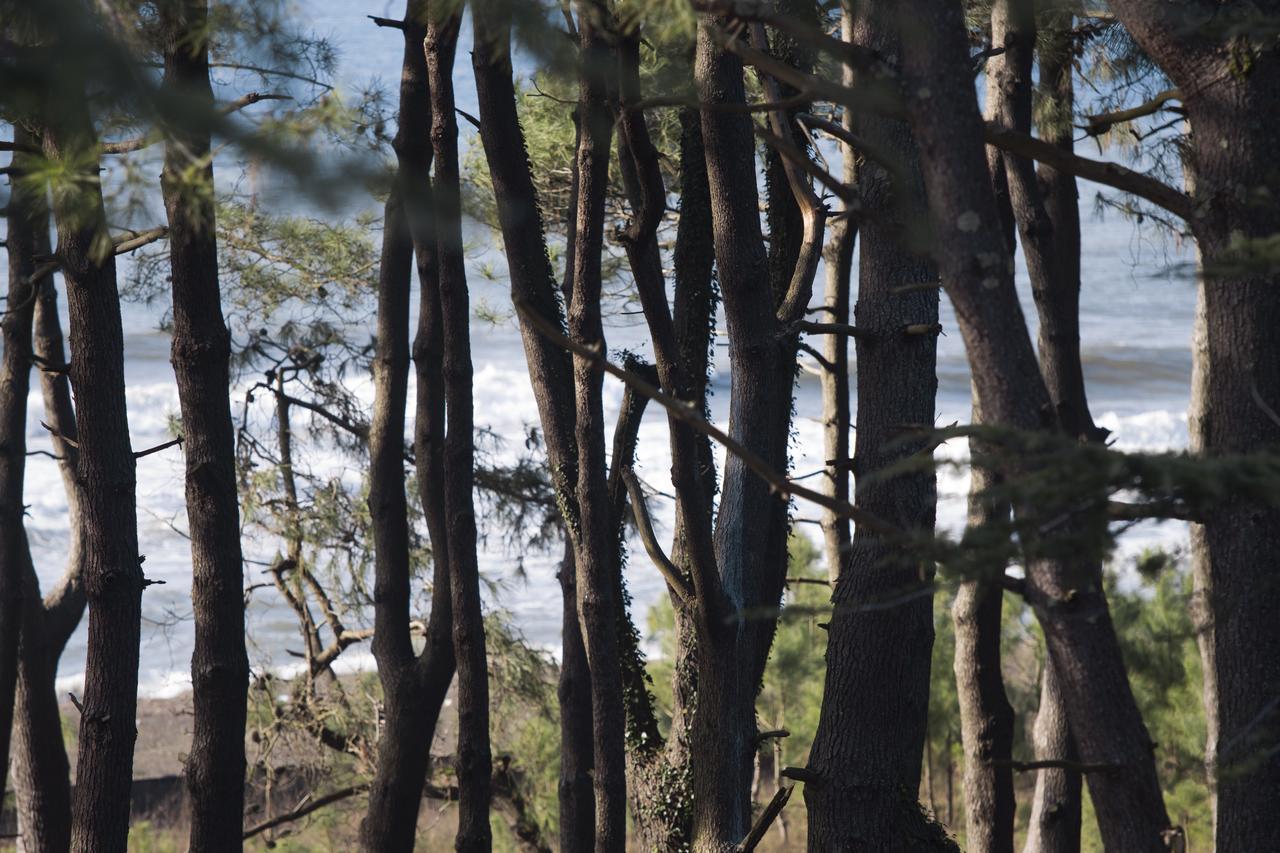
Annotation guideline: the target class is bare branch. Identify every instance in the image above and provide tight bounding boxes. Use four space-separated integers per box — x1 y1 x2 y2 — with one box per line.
1081 88 1182 136
242 784 369 840
622 470 693 602
734 784 794 852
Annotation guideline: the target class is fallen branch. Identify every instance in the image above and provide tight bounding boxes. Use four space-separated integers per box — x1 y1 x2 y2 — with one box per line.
992 758 1122 774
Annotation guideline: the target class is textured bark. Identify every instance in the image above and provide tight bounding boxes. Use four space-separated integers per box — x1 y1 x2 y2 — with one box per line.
563 9 628 848
361 5 456 849
1023 658 1082 853
12 258 84 853
427 14 492 850
895 2 1173 849
694 15 792 845
953 462 1015 853
1103 5 1280 847
1021 12 1085 846
819 6 855 583
43 81 144 853
159 3 249 846
0 126 41 798
804 4 947 848
555 545 594 853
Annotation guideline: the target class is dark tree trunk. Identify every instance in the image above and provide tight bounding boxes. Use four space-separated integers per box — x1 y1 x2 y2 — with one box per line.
43 85 144 853
894 1 1173 849
805 4 947 848
361 5 456 849
0 126 41 799
1104 5 1280 847
1023 657 1082 853
158 3 249 846
563 9 628 848
12 256 85 853
426 14 493 850
555 544 595 853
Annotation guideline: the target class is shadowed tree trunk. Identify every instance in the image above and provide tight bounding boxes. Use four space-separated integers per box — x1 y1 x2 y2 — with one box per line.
426 12 493 850
894 1 1173 848
555 544 594 853
158 2 250 846
42 72 144 853
0 125 41 800
804 4 948 848
360 4 456 849
1104 4 1280 847
11 250 86 853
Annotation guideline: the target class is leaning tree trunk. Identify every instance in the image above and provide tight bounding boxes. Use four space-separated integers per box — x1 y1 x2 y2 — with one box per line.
43 80 145 853
0 125 42 798
805 3 948 848
159 2 250 846
895 1 1173 848
427 13 493 850
11 251 86 853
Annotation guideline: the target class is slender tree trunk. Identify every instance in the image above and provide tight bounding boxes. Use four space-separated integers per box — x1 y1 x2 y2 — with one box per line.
895 2 1173 848
12 258 85 853
43 83 144 853
361 6 455 849
953 456 1015 853
427 13 493 850
819 4 855 584
555 544 594 853
1021 12 1085 846
563 9 627 848
805 3 949 848
158 3 249 846
0 125 41 799
1024 657 1082 853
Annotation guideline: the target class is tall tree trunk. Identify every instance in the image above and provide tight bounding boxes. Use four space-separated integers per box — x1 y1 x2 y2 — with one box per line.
1104 5 1280 846
805 4 947 848
894 1 1173 848
563 8 627 847
819 4 855 583
426 13 493 850
0 125 41 799
43 80 144 853
1024 657 1082 853
361 5 456 848
158 3 250 846
12 256 85 853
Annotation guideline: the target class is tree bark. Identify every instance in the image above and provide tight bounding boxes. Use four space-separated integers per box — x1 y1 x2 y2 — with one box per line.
1023 657 1082 853
426 13 493 850
819 5 855 584
1103 5 1280 847
563 8 628 848
12 256 85 853
158 3 250 846
361 5 456 849
953 457 1015 853
0 125 41 800
804 4 948 848
555 544 594 853
42 78 144 853
894 2 1173 849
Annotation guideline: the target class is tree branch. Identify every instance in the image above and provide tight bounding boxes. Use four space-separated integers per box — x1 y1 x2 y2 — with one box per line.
734 784 794 852
513 299 903 538
102 94 291 153
622 470 693 603
1081 89 1182 136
